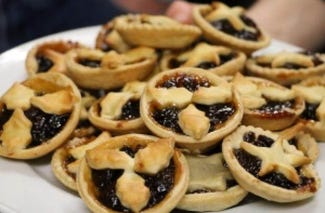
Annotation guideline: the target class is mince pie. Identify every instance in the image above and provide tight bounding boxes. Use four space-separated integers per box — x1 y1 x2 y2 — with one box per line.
95 19 130 53
65 47 157 89
0 72 81 159
232 73 305 131
193 2 270 54
292 76 325 141
26 40 82 76
115 14 202 49
88 81 148 134
176 152 247 212
77 134 189 213
140 68 243 152
52 130 110 191
222 125 321 202
246 51 325 85
160 42 246 76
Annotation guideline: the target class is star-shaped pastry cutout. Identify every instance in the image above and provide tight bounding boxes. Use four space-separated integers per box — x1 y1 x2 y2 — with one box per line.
241 137 311 184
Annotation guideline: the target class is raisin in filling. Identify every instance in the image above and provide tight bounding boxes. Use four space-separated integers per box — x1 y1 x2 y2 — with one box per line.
255 99 295 117
300 102 319 121
168 58 185 69
234 132 315 190
91 146 175 212
152 106 183 134
196 103 235 132
119 100 140 120
243 131 274 147
156 73 211 92
36 55 54 72
24 106 70 148
78 59 101 68
210 15 260 41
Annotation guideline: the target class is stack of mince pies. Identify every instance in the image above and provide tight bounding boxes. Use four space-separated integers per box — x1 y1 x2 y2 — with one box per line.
1 1 324 213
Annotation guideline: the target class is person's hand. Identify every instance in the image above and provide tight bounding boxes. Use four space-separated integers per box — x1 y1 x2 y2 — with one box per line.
165 0 194 24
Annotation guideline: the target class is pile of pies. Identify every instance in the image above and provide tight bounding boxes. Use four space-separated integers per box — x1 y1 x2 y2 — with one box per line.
1 1 324 213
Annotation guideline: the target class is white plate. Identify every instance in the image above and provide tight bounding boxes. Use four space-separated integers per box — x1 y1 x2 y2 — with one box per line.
0 26 324 213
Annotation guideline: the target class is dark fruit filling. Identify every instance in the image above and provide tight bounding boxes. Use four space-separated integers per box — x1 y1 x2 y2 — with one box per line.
78 59 101 68
64 155 76 179
0 106 13 131
140 161 175 209
243 131 274 147
152 103 235 134
280 63 306 69
219 52 237 64
91 146 175 212
120 100 140 120
36 55 54 72
234 149 315 190
156 73 211 92
300 102 319 121
152 107 183 134
168 58 185 69
210 15 260 41
196 103 235 132
80 88 107 99
256 99 295 117
24 106 70 148
196 61 217 69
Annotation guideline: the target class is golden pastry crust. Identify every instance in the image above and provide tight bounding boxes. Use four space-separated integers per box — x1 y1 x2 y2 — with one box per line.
65 47 157 89
140 67 244 153
279 123 319 163
77 134 189 213
233 73 305 131
115 14 202 49
88 81 148 134
176 153 247 212
25 40 82 76
51 130 110 191
246 51 325 85
292 76 325 141
0 72 81 159
95 19 130 53
222 125 321 202
160 42 246 76
193 2 270 54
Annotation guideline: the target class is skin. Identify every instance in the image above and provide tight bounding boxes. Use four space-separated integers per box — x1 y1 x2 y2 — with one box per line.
111 0 325 51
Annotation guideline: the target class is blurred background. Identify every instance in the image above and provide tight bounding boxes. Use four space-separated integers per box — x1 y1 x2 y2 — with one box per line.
0 0 324 53
0 0 255 53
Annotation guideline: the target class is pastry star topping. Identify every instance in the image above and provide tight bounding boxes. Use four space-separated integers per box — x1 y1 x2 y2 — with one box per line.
30 89 75 114
178 104 210 140
186 153 232 192
205 3 255 33
192 82 232 105
271 52 314 68
1 109 32 151
233 73 266 109
68 132 111 159
100 92 134 120
134 138 174 174
116 171 150 212
1 83 35 110
150 87 193 108
241 137 311 184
